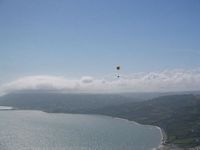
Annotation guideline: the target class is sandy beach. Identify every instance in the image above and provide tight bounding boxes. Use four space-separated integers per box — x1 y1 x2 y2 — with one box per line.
156 127 183 150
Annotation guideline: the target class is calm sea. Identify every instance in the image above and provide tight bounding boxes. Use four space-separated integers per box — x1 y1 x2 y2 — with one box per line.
0 108 161 150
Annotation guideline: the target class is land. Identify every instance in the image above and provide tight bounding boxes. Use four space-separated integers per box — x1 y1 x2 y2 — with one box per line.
0 92 200 149
89 94 200 149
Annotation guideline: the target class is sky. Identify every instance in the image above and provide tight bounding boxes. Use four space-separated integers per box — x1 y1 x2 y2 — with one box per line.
0 0 200 94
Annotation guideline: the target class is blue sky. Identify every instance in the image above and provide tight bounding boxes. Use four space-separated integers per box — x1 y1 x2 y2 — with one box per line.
0 0 200 83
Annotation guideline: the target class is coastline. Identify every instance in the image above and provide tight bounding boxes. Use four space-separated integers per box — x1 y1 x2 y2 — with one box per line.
156 127 183 150
156 127 165 150
0 108 197 149
112 117 165 150
0 109 169 150
0 106 14 110
112 117 183 150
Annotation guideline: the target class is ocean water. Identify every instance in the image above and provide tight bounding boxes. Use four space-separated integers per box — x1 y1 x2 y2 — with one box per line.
0 109 161 150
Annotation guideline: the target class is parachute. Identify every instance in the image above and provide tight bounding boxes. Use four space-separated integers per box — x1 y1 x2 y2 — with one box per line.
116 66 121 78
116 66 120 70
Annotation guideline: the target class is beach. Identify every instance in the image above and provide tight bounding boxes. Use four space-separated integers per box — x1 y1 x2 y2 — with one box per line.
156 127 183 150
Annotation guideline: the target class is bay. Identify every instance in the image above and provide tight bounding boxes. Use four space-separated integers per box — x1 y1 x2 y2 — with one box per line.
0 109 161 150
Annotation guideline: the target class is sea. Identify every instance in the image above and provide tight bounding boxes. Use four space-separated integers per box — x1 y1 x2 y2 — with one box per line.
0 107 162 150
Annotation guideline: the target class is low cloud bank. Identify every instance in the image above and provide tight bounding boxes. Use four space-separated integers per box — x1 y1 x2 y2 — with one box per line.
1 69 200 96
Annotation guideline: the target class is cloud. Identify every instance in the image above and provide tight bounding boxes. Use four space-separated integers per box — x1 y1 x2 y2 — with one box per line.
0 76 80 96
1 68 200 96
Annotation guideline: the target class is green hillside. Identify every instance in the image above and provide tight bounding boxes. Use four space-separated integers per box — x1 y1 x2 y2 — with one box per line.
91 95 200 148
0 93 200 148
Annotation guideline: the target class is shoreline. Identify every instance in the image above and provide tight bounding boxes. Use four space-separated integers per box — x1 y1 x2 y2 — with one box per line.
112 117 164 150
0 106 13 110
0 108 193 149
0 109 165 150
156 127 168 150
155 127 164 149
108 116 184 150
155 127 183 150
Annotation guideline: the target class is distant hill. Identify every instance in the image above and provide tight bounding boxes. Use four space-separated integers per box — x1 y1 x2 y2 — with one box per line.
0 92 200 148
0 92 136 113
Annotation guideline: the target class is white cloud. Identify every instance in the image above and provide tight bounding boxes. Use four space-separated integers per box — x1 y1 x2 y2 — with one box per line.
1 69 200 96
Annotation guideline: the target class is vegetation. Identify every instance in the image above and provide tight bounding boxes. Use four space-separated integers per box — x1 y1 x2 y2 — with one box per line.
90 94 200 148
0 93 200 148
0 92 136 113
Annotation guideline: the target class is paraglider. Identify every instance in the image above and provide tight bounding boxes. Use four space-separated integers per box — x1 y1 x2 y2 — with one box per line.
116 66 120 70
116 65 121 78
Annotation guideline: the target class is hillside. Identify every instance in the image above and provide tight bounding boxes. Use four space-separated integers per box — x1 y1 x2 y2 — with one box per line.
0 92 136 113
91 94 200 148
0 93 200 148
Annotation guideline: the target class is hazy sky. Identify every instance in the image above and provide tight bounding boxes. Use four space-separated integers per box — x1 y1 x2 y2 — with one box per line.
0 0 200 93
